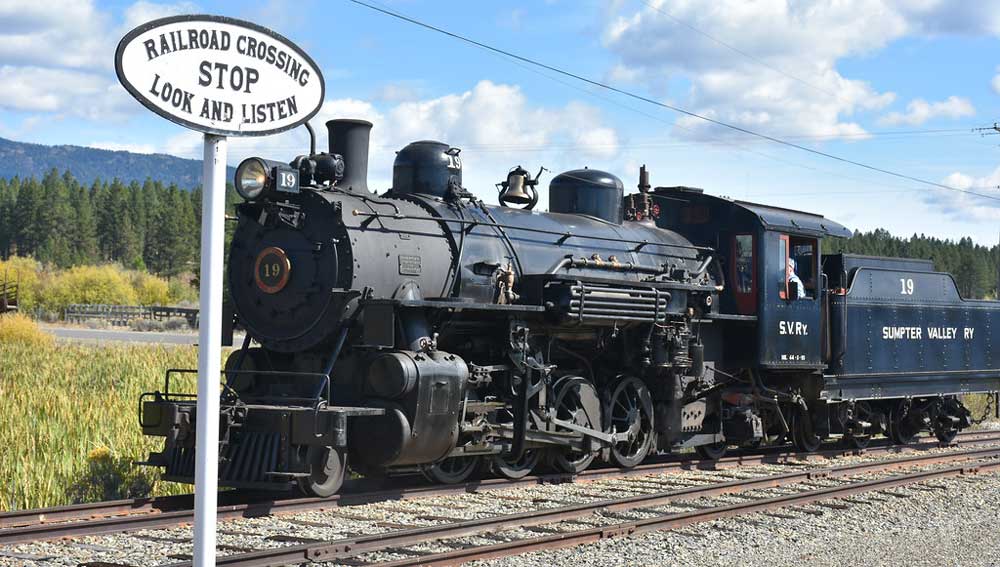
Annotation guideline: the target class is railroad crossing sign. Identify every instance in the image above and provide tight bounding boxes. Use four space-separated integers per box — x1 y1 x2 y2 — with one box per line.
115 15 324 567
115 15 324 136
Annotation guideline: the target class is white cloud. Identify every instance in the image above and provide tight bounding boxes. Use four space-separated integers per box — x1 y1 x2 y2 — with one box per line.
0 66 134 120
0 0 110 69
877 96 975 126
122 1 197 31
931 167 1000 222
993 67 1000 95
88 141 158 154
0 0 197 120
158 81 622 204
601 1 1000 141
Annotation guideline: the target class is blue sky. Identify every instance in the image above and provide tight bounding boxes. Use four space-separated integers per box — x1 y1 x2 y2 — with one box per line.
1 0 999 244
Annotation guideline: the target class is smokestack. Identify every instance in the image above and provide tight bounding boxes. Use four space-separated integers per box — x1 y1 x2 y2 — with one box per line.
326 119 372 193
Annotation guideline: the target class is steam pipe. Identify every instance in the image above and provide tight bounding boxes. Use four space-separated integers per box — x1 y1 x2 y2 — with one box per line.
304 122 316 156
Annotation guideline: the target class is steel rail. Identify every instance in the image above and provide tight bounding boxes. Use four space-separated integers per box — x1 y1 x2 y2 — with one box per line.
161 445 1000 567
378 454 1000 567
2 430 997 544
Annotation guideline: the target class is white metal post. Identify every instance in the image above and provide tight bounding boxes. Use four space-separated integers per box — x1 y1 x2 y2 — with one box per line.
193 133 227 567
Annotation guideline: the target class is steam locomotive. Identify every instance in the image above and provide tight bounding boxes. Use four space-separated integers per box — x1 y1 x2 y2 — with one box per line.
139 119 1000 496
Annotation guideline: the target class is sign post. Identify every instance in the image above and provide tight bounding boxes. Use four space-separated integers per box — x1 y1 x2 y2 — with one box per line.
116 15 323 566
193 132 226 565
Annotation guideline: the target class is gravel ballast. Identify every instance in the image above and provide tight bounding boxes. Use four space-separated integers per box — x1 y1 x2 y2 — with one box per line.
468 469 1000 567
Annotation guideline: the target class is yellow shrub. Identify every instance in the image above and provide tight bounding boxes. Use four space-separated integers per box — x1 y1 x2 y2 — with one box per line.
42 265 138 313
131 272 171 306
0 313 53 346
0 256 42 312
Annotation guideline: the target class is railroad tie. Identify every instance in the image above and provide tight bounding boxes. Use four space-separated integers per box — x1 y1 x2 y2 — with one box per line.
267 534 326 544
814 501 851 510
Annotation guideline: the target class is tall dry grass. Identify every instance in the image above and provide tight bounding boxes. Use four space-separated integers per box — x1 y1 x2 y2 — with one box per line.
0 341 203 511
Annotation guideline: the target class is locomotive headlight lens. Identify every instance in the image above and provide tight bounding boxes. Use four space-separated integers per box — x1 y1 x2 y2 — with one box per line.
235 158 269 200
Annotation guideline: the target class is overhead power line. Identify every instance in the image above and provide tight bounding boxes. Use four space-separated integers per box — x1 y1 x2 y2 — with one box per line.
347 0 1000 204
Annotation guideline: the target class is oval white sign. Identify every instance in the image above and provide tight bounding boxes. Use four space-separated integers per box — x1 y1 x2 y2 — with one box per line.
115 15 324 137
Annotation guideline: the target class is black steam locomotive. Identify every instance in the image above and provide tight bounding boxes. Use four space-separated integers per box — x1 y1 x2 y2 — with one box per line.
139 119 1000 496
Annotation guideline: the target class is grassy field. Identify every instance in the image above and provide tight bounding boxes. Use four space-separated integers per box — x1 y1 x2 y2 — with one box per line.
0 321 205 511
0 315 996 512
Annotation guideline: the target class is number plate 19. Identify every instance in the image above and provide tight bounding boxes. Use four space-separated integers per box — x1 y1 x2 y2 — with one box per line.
275 165 300 194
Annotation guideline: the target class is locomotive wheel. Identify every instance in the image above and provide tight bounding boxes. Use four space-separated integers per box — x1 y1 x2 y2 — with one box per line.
421 456 480 484
791 408 822 452
695 441 727 460
606 376 654 469
297 446 347 498
888 402 920 445
491 450 541 480
551 377 602 474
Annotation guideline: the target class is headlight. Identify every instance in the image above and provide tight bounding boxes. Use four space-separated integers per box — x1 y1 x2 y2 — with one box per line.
235 158 269 200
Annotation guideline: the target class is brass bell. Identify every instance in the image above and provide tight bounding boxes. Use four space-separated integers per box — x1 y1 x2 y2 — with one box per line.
502 169 532 204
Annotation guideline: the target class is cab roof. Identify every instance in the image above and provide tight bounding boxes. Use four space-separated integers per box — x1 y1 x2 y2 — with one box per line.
654 186 853 238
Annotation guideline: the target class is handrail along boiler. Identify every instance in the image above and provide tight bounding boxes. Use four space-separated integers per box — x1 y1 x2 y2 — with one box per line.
138 119 1000 495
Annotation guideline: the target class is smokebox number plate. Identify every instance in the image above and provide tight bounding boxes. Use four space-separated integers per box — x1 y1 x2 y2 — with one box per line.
255 246 291 294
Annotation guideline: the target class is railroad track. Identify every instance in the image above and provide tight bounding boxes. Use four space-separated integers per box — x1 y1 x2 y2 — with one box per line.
163 444 1000 567
2 430 998 547
2 437 999 566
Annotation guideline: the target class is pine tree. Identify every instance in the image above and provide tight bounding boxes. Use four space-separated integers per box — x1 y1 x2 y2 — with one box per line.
13 177 42 257
72 182 100 264
0 177 14 258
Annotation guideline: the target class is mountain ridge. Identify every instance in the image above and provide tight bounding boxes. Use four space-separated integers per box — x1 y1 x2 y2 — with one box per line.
0 136 236 189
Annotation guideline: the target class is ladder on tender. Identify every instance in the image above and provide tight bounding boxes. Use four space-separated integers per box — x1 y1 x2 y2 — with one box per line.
1 270 18 315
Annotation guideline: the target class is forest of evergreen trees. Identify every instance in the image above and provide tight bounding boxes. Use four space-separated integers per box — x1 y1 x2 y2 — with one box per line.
825 229 999 299
0 170 997 298
0 170 219 276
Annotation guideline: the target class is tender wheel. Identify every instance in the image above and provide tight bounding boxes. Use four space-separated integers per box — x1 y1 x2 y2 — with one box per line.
933 397 962 444
421 456 480 484
843 433 871 450
934 424 958 444
551 376 602 474
889 401 920 445
297 446 347 498
491 450 541 480
606 376 655 469
843 401 874 450
791 408 822 452
695 441 727 460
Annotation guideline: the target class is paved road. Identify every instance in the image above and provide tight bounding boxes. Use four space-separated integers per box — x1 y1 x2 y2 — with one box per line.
41 325 245 346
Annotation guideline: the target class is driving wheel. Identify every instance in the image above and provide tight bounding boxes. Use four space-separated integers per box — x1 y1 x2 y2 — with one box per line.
550 376 602 474
421 456 480 484
606 376 655 469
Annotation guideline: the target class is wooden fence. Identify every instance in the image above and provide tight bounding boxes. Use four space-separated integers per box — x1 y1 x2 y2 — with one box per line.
64 304 199 327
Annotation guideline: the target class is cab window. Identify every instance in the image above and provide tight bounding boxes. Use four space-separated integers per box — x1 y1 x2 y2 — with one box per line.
734 234 753 293
779 235 817 300
732 234 756 314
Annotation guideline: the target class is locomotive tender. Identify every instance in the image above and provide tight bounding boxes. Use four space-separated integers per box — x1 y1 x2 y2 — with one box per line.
139 119 1000 496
